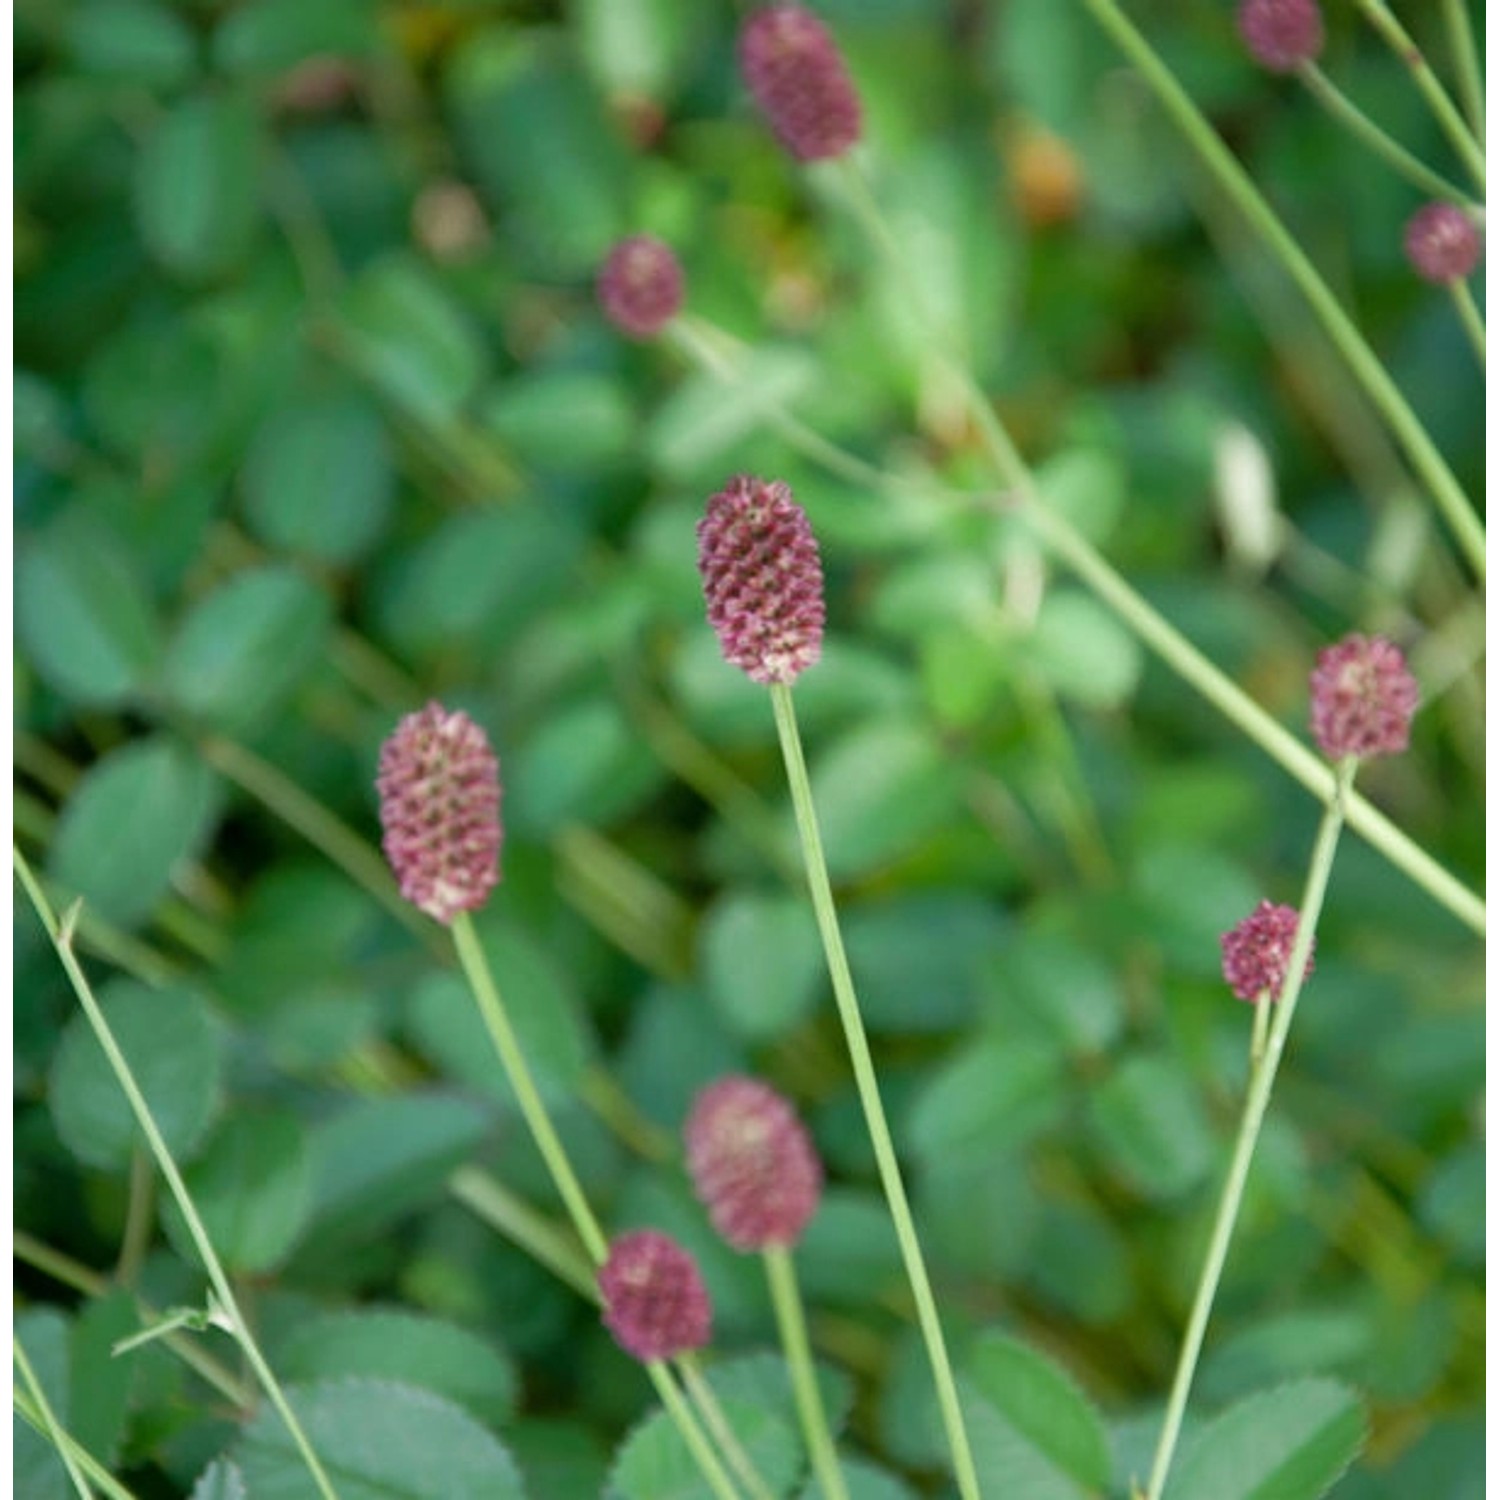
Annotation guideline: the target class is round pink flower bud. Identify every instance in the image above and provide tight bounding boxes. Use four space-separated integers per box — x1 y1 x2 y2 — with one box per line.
697 475 825 685
1220 900 1313 1003
376 702 501 924
597 235 685 339
1236 0 1324 73
1308 632 1419 761
1403 202 1482 284
685 1076 823 1252
598 1230 712 1362
738 5 862 162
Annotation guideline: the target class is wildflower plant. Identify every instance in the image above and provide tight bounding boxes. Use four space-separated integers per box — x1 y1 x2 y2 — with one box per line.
14 3 1483 1500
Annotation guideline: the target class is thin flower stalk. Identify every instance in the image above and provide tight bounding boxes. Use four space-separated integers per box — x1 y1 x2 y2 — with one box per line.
1143 758 1357 1500
13 849 343 1500
1450 282 1486 366
12 1383 141 1500
1441 0 1484 138
14 1334 94 1500
1075 0 1486 581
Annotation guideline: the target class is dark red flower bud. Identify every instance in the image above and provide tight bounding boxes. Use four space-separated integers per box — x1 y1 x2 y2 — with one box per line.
597 235 685 339
1220 900 1313 1003
599 1230 712 1362
1236 0 1324 73
1309 632 1420 760
1403 202 1482 284
738 5 862 162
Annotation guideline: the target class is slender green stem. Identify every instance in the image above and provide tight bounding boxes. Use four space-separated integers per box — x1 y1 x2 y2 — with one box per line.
1449 280 1486 366
1144 759 1358 1500
646 1363 745 1500
1441 0 1485 138
117 1148 155 1285
450 912 609 1266
1297 63 1477 205
13 852 341 1500
1077 0 1485 581
14 1335 94 1500
1352 0 1485 189
1248 990 1272 1068
764 1247 850 1500
678 1357 778 1500
12 1386 139 1500
768 684 981 1500
447 1166 598 1300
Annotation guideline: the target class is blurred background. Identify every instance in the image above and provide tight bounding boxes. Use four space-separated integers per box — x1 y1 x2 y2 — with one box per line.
14 1 1484 1495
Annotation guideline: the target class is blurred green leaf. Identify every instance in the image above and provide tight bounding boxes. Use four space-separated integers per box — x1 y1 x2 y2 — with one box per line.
213 0 371 74
189 1460 248 1500
1026 588 1142 709
907 1036 1065 1165
68 1291 138 1472
481 370 635 475
67 0 198 88
1418 1142 1483 1266
989 929 1124 1057
14 1308 71 1500
796 1189 902 1308
1087 1051 1215 1200
49 980 224 1171
796 1458 918 1500
701 891 822 1042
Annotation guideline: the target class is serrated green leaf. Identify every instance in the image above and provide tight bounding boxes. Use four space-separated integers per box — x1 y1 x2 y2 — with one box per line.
49 980 224 1171
69 1291 138 1470
1162 1379 1366 1500
234 1380 526 1499
701 892 822 1042
1088 1052 1216 1200
190 1460 249 1500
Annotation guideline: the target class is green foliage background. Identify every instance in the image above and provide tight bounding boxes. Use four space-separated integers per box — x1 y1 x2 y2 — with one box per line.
14 0 1484 1496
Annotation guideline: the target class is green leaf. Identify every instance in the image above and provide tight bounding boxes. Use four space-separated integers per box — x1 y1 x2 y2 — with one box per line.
573 0 701 99
1418 1142 1484 1265
507 1418 611 1500
337 257 487 419
69 1291 139 1470
1087 1052 1216 1200
796 1189 902 1308
16 509 163 707
964 1331 1111 1492
796 1457 918 1500
990 930 1124 1057
47 735 221 928
1131 844 1260 978
214 0 371 74
907 1036 1065 1166
14 1308 71 1500
190 1460 249 1500
278 1310 518 1427
164 565 333 733
134 93 262 279
161 1109 312 1273
234 1380 526 1498
1026 588 1142 709
49 980 224 1171
701 892 822 1042
67 0 197 87
481 370 635 475
1162 1379 1366 1500
240 387 396 565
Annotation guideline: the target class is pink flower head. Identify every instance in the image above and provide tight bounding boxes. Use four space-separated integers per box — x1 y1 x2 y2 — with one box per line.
598 1230 712 1362
685 1076 823 1252
697 475 825 685
738 5 862 162
1236 0 1324 73
376 702 501 923
1309 632 1419 760
1403 202 1482 284
597 235 685 339
1220 900 1313 1003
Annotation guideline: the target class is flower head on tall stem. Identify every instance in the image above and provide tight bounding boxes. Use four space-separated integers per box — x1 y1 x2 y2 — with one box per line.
597 235 685 339
376 702 501 924
1220 900 1313 1003
1236 0 1324 73
685 1076 823 1252
738 4 862 162
1403 202 1482 284
697 475 826 685
599 1230 713 1362
1309 633 1420 761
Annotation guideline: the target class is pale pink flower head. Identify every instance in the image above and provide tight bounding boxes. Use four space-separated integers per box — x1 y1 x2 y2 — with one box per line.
597 235 685 339
1309 632 1419 760
697 475 825 685
1220 900 1313 1003
738 4 862 162
1236 0 1324 73
1403 202 1481 284
598 1230 712 1362
376 702 501 924
685 1076 823 1252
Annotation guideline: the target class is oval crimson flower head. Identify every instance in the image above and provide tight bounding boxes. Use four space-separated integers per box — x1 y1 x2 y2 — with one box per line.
597 235 685 339
1236 0 1324 73
376 702 501 924
685 1076 823 1252
1308 632 1419 761
738 4 862 162
1220 900 1313 1003
1403 202 1482 285
697 475 826 685
599 1230 712 1362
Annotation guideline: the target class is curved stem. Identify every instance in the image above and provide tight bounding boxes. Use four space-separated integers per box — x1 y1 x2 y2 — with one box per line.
1449 280 1486 366
764 1247 850 1500
14 850 342 1500
1144 759 1358 1499
13 1335 93 1500
769 684 982 1500
1297 63 1477 205
1077 0 1485 581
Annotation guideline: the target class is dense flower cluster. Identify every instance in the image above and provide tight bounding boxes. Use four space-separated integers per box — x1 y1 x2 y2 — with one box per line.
1402 202 1482 284
685 1077 823 1252
1236 0 1325 73
598 1230 713 1362
1309 633 1420 761
376 703 502 923
697 475 826 685
738 5 862 162
597 235 685 339
1220 901 1313 1003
